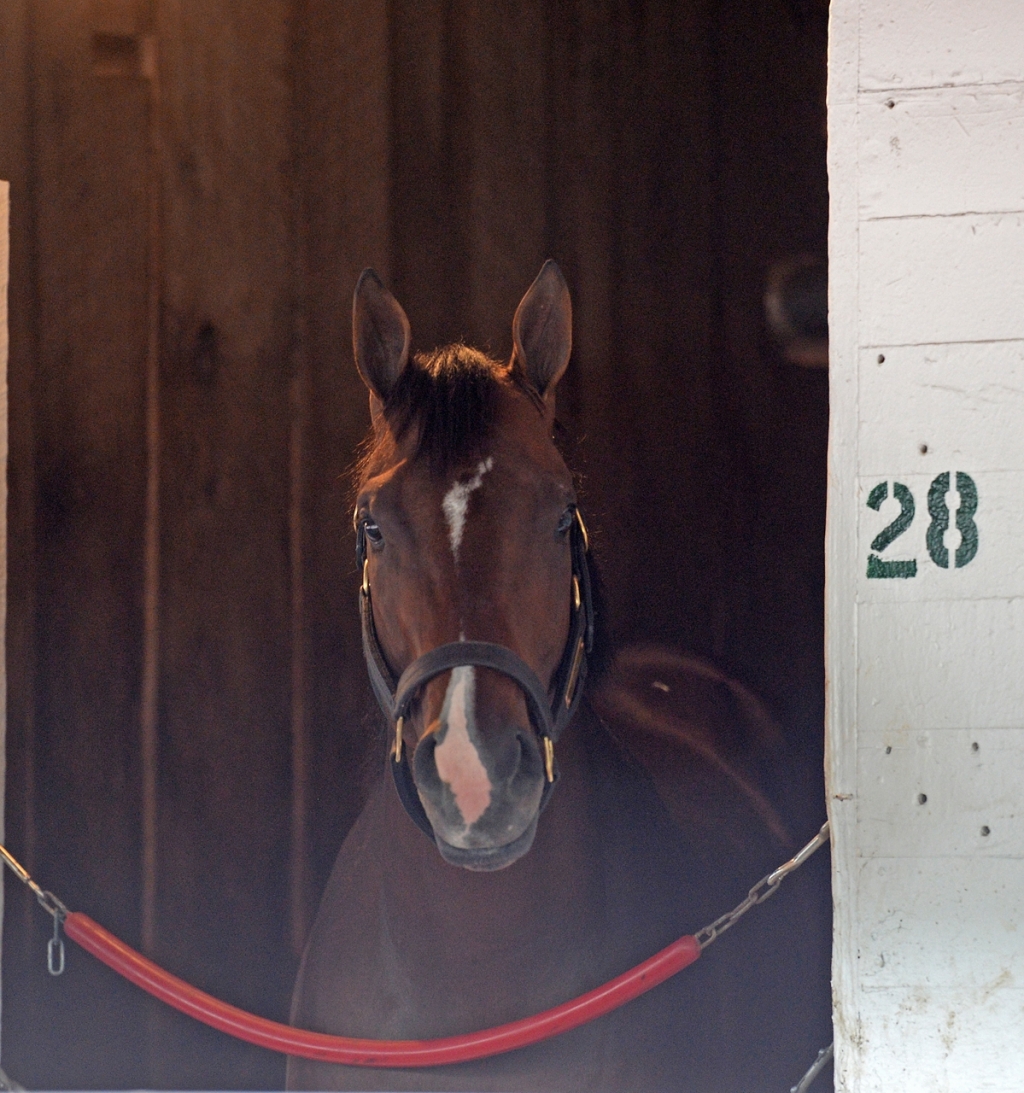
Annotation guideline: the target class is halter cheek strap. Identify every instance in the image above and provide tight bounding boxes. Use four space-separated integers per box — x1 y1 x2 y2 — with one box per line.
357 508 594 841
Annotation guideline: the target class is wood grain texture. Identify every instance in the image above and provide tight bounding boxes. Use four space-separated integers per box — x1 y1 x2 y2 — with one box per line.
0 179 8 1042
295 0 390 924
151 1 295 1086
9 2 151 1086
0 1 830 1085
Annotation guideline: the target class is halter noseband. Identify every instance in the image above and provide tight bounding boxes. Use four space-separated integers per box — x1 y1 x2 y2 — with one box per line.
356 507 594 840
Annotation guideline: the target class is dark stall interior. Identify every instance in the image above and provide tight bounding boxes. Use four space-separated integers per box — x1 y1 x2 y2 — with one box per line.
0 0 829 1087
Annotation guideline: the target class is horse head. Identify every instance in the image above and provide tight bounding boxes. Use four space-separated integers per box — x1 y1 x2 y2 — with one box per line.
352 261 590 872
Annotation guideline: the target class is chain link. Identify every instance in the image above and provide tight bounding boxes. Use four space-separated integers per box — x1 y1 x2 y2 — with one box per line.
791 1042 833 1093
0 842 68 922
0 841 69 978
2 826 832 1066
694 821 830 949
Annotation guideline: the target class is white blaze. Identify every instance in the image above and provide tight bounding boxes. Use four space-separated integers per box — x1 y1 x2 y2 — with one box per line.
441 457 493 562
434 665 492 826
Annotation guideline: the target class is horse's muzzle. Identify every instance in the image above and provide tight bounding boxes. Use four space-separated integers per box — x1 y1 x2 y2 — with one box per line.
412 722 546 870
432 814 541 872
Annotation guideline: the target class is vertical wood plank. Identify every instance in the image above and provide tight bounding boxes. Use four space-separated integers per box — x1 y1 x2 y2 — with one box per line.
389 0 466 349
0 1 38 1079
456 0 547 356
13 2 151 1086
152 1 295 1085
295 0 391 917
0 178 9 1052
704 0 829 740
0 0 36 891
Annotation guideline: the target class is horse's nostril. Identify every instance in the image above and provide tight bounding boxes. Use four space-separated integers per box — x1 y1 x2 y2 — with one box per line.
412 730 442 791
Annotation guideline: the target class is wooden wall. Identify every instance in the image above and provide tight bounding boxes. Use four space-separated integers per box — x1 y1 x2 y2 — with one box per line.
0 0 828 1086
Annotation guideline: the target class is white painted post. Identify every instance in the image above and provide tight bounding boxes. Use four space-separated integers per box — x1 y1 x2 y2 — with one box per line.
828 4 1024 1090
0 181 9 1060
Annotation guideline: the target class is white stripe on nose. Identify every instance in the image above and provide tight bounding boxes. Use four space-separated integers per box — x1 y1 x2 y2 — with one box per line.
441 457 493 563
434 666 492 826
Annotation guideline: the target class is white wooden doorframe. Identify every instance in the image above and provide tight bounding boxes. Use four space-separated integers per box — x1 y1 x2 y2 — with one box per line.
827 5 1024 1090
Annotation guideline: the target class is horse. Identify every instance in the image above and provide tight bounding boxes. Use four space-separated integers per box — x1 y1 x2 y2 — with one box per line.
286 262 830 1091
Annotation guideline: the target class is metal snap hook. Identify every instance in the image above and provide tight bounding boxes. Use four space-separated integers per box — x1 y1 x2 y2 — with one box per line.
48 913 65 976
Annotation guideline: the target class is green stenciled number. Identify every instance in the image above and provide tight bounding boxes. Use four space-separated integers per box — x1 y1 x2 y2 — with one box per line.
866 481 917 578
926 472 950 568
954 472 978 568
928 471 979 568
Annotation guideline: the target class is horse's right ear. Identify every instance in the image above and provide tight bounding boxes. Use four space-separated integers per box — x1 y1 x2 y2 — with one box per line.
512 260 572 403
353 269 411 406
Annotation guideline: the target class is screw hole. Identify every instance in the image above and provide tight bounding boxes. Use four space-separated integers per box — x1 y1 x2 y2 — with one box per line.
919 443 928 454
877 353 885 363
981 826 990 837
971 742 979 752
885 99 895 109
885 745 892 754
917 793 928 805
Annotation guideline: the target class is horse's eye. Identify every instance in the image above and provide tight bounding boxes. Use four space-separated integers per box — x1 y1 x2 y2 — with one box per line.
364 520 384 546
556 508 574 536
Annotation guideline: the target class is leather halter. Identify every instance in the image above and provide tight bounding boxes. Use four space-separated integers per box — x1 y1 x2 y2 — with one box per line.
356 507 594 840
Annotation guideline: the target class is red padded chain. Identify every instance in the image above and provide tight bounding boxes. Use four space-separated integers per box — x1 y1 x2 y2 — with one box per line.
64 911 700 1066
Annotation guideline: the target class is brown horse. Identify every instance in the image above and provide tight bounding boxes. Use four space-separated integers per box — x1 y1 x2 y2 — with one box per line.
287 263 829 1091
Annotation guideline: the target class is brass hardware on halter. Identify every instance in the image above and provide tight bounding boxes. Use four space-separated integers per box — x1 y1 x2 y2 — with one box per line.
574 508 589 552
572 575 581 611
542 736 555 783
393 716 404 762
362 559 370 596
564 636 584 708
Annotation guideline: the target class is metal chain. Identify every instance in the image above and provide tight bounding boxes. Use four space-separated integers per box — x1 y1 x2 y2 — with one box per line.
0 842 68 976
1 823 833 1076
791 1042 834 1093
694 821 830 949
0 1065 25 1092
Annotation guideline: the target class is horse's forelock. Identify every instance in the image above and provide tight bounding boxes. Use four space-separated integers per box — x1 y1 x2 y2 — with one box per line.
359 345 524 480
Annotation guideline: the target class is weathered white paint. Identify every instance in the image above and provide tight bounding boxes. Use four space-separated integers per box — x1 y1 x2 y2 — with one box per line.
434 665 492 826
858 0 1024 91
442 456 493 563
0 181 9 1059
828 6 1024 1090
860 86 1024 220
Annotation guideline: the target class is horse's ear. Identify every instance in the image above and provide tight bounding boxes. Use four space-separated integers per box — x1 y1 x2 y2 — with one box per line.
512 260 572 401
353 268 411 404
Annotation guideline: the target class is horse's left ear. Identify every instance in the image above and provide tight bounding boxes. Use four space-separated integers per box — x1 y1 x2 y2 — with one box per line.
512 260 572 402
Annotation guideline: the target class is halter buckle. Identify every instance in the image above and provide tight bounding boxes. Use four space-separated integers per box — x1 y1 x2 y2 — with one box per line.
393 716 404 762
574 508 590 552
542 737 555 783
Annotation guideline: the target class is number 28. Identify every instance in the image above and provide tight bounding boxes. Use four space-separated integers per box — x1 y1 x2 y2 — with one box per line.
866 472 978 579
